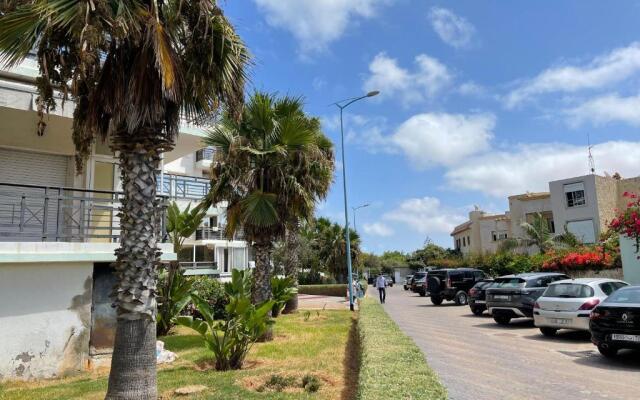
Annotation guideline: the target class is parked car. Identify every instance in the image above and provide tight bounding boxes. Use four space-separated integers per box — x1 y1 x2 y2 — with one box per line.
426 268 487 305
590 285 640 358
410 272 428 296
469 279 495 316
383 274 394 287
403 274 413 291
533 278 628 336
486 273 569 325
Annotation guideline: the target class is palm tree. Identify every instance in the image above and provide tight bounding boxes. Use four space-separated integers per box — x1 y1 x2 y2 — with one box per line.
205 92 334 309
520 213 581 254
313 217 361 282
0 2 248 398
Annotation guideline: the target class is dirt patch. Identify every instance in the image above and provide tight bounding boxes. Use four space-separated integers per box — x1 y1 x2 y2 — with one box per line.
239 372 334 394
193 358 269 372
341 316 360 400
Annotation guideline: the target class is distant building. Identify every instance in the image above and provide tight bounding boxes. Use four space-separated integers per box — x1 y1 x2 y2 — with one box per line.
451 208 510 255
508 192 553 254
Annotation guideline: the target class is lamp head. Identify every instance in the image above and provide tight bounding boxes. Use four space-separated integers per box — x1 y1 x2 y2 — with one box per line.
366 90 380 97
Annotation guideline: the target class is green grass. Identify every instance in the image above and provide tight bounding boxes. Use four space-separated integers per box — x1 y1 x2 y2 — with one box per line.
357 298 447 400
298 284 347 297
1 311 354 400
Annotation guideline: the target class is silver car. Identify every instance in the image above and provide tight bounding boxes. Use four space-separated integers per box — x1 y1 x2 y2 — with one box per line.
533 278 628 336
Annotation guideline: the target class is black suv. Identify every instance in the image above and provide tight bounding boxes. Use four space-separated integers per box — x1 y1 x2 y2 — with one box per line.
427 268 487 305
410 272 428 296
468 279 495 316
486 272 569 325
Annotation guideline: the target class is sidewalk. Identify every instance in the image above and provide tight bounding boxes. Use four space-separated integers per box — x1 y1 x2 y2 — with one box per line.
297 293 355 310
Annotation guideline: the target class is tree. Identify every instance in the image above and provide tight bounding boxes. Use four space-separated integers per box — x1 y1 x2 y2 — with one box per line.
520 213 581 254
157 202 207 336
205 93 334 312
0 1 248 397
313 217 361 282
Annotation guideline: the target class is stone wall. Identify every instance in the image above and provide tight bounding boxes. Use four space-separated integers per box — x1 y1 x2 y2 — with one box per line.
567 268 624 280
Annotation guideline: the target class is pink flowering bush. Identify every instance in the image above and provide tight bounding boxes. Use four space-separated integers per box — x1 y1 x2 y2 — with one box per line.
609 191 640 252
542 247 613 271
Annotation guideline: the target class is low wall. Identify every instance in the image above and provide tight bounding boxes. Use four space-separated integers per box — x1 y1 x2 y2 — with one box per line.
0 262 93 380
568 268 624 280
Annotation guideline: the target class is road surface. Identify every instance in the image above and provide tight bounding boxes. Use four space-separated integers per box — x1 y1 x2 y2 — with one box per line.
377 286 640 400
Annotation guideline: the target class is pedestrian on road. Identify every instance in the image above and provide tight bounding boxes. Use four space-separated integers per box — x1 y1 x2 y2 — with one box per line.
375 273 387 304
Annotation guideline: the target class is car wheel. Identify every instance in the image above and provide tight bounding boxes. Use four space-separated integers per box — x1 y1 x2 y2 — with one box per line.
471 306 484 316
597 344 618 358
430 296 443 305
419 290 426 297
539 327 557 337
493 315 511 325
403 285 409 291
454 291 468 306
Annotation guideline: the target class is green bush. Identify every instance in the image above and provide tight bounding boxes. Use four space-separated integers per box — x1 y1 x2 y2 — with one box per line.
357 298 447 400
177 270 274 371
298 284 346 297
271 276 298 317
191 276 228 320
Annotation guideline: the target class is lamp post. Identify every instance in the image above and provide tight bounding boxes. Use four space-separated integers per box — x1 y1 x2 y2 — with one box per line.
333 91 379 311
352 203 370 232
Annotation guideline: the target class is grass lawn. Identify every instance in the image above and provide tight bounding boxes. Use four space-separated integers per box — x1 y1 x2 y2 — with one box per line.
1 310 356 400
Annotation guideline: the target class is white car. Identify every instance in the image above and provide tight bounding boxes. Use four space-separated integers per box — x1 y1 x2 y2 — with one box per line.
533 278 628 336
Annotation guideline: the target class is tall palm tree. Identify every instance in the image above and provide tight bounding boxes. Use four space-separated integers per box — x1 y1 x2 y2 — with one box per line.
313 217 361 282
205 92 334 309
0 2 248 398
520 213 581 254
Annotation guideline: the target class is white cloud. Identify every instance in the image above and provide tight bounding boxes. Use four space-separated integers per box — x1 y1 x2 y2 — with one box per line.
312 77 327 90
445 141 640 198
254 0 391 55
566 93 640 127
391 113 495 168
384 197 467 234
363 52 453 105
505 42 640 108
458 81 485 96
428 7 475 49
363 222 394 237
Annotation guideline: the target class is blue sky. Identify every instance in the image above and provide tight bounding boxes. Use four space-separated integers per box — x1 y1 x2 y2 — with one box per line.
224 0 640 254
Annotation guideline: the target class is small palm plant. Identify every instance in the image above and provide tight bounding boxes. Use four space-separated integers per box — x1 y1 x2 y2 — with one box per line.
270 276 298 317
177 269 274 370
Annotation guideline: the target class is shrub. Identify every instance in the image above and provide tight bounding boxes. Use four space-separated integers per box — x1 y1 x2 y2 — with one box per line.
271 276 298 317
298 284 347 297
357 298 447 400
177 270 274 370
157 268 194 336
302 374 321 393
191 276 228 320
542 247 614 272
299 271 336 284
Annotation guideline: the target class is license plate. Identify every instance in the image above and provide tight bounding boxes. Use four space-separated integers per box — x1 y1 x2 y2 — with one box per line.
494 295 510 301
611 334 640 342
551 318 570 325
474 300 486 304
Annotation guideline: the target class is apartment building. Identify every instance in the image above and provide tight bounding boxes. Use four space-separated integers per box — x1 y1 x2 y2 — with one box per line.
0 56 249 379
549 173 640 243
451 208 510 255
508 192 554 254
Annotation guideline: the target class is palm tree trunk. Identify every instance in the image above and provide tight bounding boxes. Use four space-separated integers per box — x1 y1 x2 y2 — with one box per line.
282 228 299 314
106 132 164 400
252 241 273 341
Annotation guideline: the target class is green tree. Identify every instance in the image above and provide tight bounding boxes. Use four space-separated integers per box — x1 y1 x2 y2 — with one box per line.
312 217 361 282
205 93 334 312
0 1 248 397
520 213 581 254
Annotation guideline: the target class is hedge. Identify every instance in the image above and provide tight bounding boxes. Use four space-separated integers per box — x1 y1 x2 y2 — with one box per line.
357 298 447 400
298 284 347 297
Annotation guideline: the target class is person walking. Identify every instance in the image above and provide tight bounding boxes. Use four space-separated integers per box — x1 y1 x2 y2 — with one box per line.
375 273 387 304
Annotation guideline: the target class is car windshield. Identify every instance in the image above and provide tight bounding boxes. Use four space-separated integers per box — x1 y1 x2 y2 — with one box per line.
603 288 640 304
543 283 594 298
413 273 426 279
493 278 525 288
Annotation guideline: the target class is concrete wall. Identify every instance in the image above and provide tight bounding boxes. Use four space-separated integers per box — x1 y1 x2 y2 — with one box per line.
620 235 640 285
0 262 93 380
594 175 618 235
550 175 599 241
479 217 511 254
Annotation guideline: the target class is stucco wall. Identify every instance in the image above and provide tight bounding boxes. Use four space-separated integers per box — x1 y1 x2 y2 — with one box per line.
594 176 618 234
549 175 599 240
479 217 511 254
0 262 93 380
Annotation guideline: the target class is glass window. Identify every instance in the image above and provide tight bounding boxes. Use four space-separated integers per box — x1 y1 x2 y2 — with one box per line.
600 282 629 295
494 278 526 288
544 283 594 298
603 288 640 304
564 182 586 207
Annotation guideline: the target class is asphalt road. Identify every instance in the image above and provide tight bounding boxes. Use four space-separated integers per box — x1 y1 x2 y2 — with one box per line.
376 285 640 400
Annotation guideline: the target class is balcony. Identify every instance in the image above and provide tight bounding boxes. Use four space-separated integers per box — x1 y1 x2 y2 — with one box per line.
195 226 244 241
180 261 220 276
157 173 210 201
0 182 168 242
195 147 215 171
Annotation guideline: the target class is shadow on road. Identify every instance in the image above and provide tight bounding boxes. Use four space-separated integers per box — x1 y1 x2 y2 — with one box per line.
571 349 640 371
472 319 535 330
522 330 591 343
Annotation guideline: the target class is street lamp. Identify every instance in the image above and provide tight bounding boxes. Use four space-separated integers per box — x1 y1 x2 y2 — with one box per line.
352 203 370 232
333 90 379 311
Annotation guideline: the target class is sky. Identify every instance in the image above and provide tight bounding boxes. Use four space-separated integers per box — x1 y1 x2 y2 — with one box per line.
223 0 640 254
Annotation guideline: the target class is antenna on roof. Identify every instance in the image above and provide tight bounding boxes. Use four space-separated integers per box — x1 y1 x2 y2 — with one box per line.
587 133 596 174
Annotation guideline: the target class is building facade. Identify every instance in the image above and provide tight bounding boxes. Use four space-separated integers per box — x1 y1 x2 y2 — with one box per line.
451 208 510 255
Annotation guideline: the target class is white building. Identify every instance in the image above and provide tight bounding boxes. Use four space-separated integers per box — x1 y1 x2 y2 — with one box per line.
0 56 249 380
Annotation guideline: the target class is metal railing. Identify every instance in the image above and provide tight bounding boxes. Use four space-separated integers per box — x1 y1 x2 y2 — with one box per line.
0 182 168 242
195 226 244 241
157 174 210 200
179 261 218 270
195 147 215 162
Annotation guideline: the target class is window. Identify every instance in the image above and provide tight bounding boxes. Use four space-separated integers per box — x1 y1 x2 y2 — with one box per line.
492 231 508 241
544 283 593 298
599 281 628 296
467 236 471 246
494 278 526 288
456 239 461 249
603 288 640 304
567 220 596 244
564 182 586 207
209 215 218 228
463 237 466 247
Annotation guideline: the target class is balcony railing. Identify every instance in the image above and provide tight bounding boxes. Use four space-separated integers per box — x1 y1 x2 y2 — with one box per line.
195 147 215 162
157 174 210 200
195 226 244 241
0 182 168 242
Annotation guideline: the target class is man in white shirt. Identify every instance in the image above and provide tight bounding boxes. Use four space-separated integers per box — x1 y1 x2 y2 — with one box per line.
375 273 387 304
